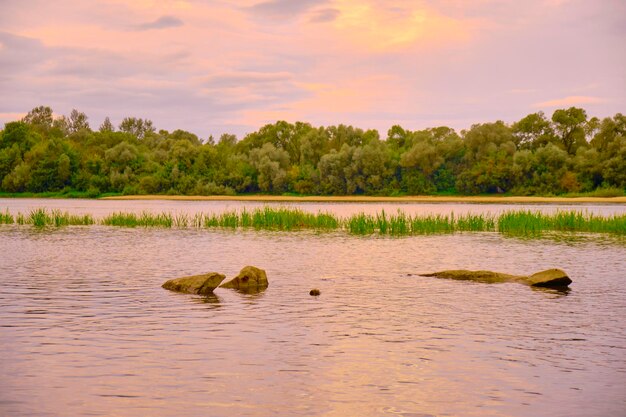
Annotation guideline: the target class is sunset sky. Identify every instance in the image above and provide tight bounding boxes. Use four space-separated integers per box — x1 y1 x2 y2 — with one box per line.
1 0 624 139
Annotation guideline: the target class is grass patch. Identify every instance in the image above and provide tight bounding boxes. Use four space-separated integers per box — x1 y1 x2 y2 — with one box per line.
497 210 626 235
347 213 376 235
0 209 14 224
409 214 454 234
455 213 496 232
2 206 624 236
561 187 624 198
101 211 173 228
200 207 340 231
22 208 95 227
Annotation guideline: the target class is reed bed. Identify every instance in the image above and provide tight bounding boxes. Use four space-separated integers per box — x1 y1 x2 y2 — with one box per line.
101 211 173 228
242 207 339 231
0 209 14 225
0 208 96 227
28 208 94 227
498 210 626 236
409 214 455 234
347 211 497 235
1 207 624 236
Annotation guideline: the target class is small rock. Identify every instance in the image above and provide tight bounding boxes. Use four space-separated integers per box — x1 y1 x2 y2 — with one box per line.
309 288 321 296
220 266 268 290
162 272 226 295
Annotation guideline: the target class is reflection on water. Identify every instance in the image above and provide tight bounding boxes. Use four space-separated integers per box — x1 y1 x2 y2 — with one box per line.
231 287 269 296
530 286 571 297
192 293 222 306
0 200 625 417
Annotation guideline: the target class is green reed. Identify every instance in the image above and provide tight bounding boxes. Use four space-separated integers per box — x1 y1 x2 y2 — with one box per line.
498 210 626 235
21 208 95 227
0 209 14 225
28 208 50 227
203 211 239 228
2 207 624 236
192 213 205 228
409 214 455 234
347 213 376 234
173 213 189 228
49 210 94 226
455 213 496 232
347 211 495 235
498 210 544 235
102 211 173 227
243 207 337 231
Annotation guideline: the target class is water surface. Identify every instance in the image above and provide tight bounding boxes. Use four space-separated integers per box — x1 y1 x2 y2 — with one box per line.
0 199 625 416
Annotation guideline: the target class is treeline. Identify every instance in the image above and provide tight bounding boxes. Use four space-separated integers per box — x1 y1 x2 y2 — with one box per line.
0 105 624 197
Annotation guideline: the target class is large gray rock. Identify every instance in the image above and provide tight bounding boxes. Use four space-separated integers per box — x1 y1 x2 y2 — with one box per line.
220 266 268 291
162 272 226 295
421 268 571 288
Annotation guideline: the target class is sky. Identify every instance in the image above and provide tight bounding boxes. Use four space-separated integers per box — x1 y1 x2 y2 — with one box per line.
0 0 624 140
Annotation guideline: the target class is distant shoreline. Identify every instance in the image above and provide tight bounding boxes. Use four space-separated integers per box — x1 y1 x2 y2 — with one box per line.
100 195 626 204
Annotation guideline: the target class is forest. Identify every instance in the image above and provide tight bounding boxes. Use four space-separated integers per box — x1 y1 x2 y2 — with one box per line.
0 105 624 197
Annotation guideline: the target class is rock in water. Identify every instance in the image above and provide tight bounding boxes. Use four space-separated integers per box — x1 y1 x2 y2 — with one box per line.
220 266 268 290
526 269 572 288
421 270 523 284
421 268 571 289
162 272 226 295
309 288 321 296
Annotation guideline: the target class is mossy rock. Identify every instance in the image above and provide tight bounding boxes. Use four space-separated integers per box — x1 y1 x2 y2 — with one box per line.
220 266 268 290
421 270 523 284
525 269 572 287
162 272 226 295
422 268 571 289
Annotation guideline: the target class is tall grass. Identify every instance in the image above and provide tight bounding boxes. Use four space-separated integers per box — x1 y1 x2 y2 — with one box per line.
101 211 173 227
409 214 454 234
17 208 95 227
498 210 626 235
562 187 624 198
455 213 496 232
244 207 338 231
198 207 339 231
347 211 496 235
0 209 14 225
347 213 376 234
2 206 624 236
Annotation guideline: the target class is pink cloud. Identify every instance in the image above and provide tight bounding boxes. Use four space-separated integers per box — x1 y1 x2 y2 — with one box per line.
533 96 606 108
1 0 623 138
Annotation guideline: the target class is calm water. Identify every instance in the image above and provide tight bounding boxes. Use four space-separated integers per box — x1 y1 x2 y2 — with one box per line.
0 199 625 417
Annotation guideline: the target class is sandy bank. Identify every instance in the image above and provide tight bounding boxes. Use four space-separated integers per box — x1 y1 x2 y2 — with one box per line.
101 195 626 204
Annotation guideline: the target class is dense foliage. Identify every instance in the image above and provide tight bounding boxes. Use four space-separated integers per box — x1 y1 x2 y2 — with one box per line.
1 105 624 196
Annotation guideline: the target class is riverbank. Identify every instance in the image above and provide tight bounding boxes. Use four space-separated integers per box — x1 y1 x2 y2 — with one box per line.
101 194 626 204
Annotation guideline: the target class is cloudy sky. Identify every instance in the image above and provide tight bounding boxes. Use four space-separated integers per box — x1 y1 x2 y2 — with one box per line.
1 0 624 139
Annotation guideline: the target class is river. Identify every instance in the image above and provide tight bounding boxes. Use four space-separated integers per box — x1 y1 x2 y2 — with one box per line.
0 199 625 416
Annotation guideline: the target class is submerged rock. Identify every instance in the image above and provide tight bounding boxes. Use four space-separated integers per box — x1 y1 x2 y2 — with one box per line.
220 266 268 291
162 272 226 295
421 270 522 284
525 269 572 288
421 268 571 289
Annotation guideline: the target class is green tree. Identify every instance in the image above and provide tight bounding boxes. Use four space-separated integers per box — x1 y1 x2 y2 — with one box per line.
68 109 90 133
551 107 587 154
119 117 155 139
512 112 555 149
99 117 114 133
22 106 53 129
248 143 290 193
